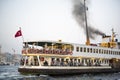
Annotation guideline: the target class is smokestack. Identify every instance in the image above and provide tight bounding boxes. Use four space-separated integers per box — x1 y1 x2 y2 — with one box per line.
72 0 105 41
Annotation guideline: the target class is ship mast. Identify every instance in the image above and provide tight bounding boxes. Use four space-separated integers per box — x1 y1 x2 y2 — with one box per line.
84 0 90 45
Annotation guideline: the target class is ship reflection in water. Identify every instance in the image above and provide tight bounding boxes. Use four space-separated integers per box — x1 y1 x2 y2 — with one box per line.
0 66 120 80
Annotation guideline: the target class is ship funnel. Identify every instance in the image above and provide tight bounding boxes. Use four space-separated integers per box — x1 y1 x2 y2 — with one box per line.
72 0 105 42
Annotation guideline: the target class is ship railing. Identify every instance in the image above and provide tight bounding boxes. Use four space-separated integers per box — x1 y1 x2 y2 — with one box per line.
43 60 110 67
22 48 72 55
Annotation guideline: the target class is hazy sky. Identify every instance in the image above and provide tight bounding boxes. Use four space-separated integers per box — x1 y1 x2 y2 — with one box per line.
0 0 120 54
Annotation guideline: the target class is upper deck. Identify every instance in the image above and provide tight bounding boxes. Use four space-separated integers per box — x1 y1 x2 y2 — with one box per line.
22 40 74 55
21 40 120 59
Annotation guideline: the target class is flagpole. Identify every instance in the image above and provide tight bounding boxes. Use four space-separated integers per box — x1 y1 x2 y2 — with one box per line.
19 27 24 43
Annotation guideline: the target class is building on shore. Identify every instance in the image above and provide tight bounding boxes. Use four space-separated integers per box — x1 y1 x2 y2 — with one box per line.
0 51 21 65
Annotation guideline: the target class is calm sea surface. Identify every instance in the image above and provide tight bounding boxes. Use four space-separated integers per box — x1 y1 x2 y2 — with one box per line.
0 66 120 80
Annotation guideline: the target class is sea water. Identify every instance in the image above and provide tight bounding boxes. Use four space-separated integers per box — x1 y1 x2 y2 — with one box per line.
0 66 120 80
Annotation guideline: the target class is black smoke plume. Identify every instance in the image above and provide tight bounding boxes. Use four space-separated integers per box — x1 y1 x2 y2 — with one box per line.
72 0 105 39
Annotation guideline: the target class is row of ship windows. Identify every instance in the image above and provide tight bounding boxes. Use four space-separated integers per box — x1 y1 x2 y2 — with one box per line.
76 47 120 55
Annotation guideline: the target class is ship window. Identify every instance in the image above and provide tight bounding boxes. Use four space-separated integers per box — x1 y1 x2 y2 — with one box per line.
104 60 106 64
80 47 83 52
117 52 119 55
90 48 92 53
114 51 116 55
104 50 106 54
111 51 113 54
106 50 108 54
96 49 98 53
84 48 86 52
76 47 79 52
112 51 114 55
115 51 117 55
116 51 118 55
109 50 111 54
113 51 115 55
87 48 89 53
93 49 95 53
105 50 107 54
99 49 101 54
105 59 109 64
101 49 103 54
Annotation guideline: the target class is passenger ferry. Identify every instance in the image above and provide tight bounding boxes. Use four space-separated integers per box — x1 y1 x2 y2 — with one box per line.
18 29 120 75
18 0 120 75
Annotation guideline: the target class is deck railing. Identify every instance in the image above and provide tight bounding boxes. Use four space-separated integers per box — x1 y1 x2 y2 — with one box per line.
22 48 72 55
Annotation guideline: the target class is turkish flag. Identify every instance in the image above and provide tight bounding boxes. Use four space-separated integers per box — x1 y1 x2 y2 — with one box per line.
15 30 22 38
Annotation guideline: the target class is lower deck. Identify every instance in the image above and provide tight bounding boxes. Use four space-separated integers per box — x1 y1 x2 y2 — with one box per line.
19 54 120 75
20 54 111 67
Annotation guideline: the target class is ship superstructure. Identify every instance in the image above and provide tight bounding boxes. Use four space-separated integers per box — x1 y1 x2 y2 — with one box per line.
18 0 120 75
18 33 120 75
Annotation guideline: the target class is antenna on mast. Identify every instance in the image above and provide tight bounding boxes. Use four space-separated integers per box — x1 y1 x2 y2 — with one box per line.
84 0 90 45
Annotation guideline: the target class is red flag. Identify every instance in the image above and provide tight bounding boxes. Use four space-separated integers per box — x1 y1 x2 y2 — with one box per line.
15 30 22 38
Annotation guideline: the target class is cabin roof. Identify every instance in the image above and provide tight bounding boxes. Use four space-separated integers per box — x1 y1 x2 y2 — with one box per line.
23 40 73 47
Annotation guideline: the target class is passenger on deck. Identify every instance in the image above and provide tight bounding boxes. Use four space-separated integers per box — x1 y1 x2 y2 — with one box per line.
78 60 81 66
44 60 48 66
56 58 61 66
60 59 64 66
74 59 78 66
69 59 74 66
